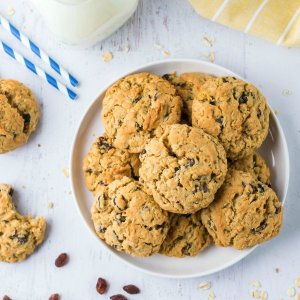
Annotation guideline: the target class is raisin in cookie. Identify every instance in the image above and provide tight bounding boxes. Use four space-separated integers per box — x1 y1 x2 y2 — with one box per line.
0 184 46 263
139 124 227 214
102 73 182 153
192 77 270 160
91 177 169 257
160 211 212 257
201 169 283 250
163 72 213 123
230 152 271 186
83 135 140 192
0 80 40 154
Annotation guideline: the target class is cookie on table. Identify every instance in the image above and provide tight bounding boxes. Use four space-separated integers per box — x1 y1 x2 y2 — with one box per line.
83 135 140 192
201 169 283 250
0 80 40 154
139 124 227 214
160 211 212 257
102 72 182 153
230 152 271 186
192 76 270 160
163 72 213 123
91 177 169 257
0 184 46 263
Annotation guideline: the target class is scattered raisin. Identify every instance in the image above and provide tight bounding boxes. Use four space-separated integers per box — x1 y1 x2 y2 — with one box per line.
110 294 128 300
49 294 59 300
96 277 108 294
123 284 140 294
55 253 68 268
3 296 11 300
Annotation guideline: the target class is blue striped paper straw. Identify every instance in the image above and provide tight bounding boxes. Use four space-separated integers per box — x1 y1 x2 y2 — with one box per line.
0 14 79 87
1 40 77 100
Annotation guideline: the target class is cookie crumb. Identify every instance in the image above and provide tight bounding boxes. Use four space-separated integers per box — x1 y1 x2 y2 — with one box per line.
295 277 300 287
201 51 215 63
282 89 292 96
62 167 69 178
275 267 280 273
250 290 262 298
208 51 215 63
198 281 211 290
162 50 171 57
261 291 268 300
287 287 296 297
154 43 163 50
208 291 215 299
250 280 261 288
202 36 214 47
102 51 113 62
6 7 15 16
38 144 41 147
122 46 130 53
48 202 54 209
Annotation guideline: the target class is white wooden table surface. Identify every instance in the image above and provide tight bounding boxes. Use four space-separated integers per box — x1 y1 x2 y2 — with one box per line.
0 1 300 299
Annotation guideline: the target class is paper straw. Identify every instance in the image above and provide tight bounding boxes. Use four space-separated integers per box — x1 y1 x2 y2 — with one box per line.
0 14 79 87
1 40 77 100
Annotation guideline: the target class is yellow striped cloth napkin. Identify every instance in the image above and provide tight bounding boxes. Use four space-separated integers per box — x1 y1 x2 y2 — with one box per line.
189 0 300 46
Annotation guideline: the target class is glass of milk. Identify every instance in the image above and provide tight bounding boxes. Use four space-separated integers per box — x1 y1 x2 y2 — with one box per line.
30 0 139 46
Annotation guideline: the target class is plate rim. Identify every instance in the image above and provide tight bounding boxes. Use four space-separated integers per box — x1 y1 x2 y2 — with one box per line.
70 58 290 279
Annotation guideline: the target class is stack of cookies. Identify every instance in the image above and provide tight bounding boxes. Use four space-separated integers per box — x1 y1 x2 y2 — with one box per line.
83 72 283 258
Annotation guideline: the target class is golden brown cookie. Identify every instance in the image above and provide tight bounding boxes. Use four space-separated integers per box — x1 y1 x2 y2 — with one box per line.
230 152 271 185
163 72 213 123
83 135 140 192
0 80 40 154
0 184 46 263
160 211 212 257
102 73 182 153
91 177 169 257
201 169 283 250
139 124 227 214
192 76 270 160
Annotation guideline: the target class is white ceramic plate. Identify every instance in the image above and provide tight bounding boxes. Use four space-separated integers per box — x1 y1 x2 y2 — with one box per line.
70 59 289 278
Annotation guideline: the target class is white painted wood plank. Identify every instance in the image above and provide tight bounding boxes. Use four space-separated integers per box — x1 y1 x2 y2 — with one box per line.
0 0 300 299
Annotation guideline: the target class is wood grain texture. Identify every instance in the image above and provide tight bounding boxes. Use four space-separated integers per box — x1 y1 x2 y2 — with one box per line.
0 0 300 299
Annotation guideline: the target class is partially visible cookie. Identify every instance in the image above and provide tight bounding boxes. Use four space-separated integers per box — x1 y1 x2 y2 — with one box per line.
230 152 271 185
0 80 40 154
102 73 182 153
201 169 283 250
0 184 46 263
91 177 169 257
83 135 140 192
163 72 213 123
160 212 212 257
139 124 227 214
192 76 270 160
